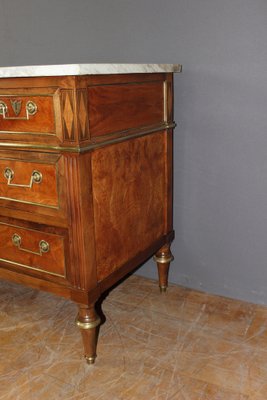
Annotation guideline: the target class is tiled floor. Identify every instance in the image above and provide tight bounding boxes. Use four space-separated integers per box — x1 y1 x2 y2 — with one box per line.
1 275 267 399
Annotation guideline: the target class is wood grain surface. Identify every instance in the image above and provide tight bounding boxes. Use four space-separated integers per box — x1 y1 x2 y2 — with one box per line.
0 94 56 134
88 81 164 137
92 131 167 281
0 158 59 207
0 222 66 277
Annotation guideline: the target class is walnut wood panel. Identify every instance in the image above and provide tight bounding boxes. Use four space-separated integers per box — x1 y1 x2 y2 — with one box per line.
64 153 98 291
88 81 164 137
0 157 59 207
165 75 174 231
0 89 58 135
0 222 66 277
165 130 174 232
92 131 167 281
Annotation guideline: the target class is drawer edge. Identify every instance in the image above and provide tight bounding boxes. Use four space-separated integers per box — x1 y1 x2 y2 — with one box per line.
0 257 66 278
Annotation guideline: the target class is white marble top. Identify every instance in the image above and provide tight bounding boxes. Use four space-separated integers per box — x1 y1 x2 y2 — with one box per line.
0 64 182 78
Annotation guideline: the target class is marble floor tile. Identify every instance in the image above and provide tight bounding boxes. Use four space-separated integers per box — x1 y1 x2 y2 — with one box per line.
1 275 267 399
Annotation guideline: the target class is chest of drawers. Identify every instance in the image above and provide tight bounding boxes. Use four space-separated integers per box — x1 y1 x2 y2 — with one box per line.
0 63 181 364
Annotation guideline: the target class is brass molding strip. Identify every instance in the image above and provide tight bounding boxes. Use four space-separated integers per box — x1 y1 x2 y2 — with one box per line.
0 130 56 136
0 195 59 209
0 122 176 153
89 121 174 143
0 258 66 278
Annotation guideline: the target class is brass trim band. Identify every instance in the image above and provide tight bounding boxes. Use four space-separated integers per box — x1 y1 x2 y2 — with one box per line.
0 122 176 153
75 316 101 330
153 254 174 264
0 195 59 209
0 257 66 278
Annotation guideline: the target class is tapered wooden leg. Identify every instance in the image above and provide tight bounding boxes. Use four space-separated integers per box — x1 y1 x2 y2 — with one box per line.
153 244 174 292
76 304 101 365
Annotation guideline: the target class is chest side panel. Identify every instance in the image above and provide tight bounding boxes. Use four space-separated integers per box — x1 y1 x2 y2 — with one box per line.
92 131 167 281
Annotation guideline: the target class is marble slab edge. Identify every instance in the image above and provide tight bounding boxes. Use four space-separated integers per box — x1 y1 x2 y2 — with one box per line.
0 63 182 78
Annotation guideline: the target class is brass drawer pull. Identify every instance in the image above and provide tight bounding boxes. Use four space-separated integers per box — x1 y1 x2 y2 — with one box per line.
12 233 50 256
0 100 37 120
4 168 42 188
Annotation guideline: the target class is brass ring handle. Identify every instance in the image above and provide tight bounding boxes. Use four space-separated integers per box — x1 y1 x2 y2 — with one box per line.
0 100 37 120
4 168 42 188
12 234 50 256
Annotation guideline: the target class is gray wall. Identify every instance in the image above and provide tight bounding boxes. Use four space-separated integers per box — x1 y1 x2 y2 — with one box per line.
1 0 267 304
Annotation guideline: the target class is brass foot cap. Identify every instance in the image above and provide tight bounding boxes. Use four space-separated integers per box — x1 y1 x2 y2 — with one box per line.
85 356 96 365
160 286 167 293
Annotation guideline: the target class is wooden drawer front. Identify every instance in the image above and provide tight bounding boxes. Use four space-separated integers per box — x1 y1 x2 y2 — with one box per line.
88 81 164 137
0 222 65 277
0 158 59 208
0 88 59 135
